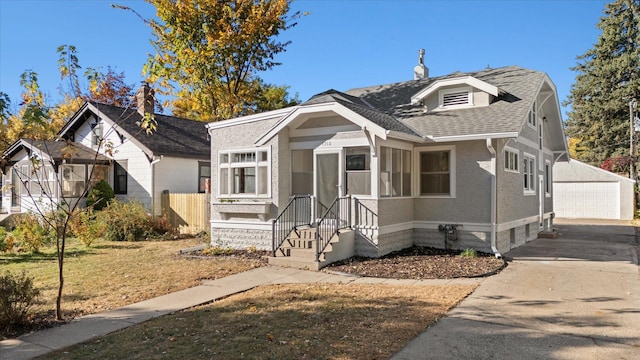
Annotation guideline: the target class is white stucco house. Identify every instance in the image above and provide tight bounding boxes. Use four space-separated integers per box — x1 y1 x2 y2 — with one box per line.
206 58 568 268
1 86 211 216
553 159 635 220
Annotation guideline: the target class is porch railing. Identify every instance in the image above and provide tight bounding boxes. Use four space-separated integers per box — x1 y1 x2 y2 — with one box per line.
315 195 351 261
272 195 313 256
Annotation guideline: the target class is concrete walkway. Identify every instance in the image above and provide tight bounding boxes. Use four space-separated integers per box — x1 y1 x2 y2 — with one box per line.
392 220 640 360
0 265 480 360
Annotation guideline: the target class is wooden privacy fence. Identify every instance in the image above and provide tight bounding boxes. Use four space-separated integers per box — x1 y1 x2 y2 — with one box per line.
161 192 210 235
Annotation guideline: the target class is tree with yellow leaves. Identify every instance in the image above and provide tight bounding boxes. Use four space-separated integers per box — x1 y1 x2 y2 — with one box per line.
118 0 301 122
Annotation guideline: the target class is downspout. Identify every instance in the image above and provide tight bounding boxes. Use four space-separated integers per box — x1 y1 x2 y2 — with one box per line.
150 155 163 216
486 138 502 258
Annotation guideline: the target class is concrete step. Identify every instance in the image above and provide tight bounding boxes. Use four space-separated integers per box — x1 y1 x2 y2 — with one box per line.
268 256 321 271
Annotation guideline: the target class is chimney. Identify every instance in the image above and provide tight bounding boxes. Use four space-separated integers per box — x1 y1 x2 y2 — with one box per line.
136 83 155 117
413 48 429 80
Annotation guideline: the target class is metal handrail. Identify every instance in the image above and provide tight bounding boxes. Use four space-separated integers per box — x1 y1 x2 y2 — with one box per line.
315 195 351 261
272 195 313 256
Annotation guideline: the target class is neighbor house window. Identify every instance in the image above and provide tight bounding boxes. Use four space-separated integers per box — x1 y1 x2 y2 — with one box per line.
218 148 270 197
61 164 86 197
345 147 371 195
528 101 537 127
419 146 455 196
504 147 519 173
91 122 103 147
30 164 56 197
198 161 211 193
113 161 128 195
523 154 536 194
380 146 411 197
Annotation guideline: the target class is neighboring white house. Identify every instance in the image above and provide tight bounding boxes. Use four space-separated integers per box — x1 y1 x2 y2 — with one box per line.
1 85 211 216
206 56 569 269
553 159 635 220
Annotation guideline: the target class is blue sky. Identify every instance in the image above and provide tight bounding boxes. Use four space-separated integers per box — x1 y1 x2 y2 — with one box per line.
0 0 609 118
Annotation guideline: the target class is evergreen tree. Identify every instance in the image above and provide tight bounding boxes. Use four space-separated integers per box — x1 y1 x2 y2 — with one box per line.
564 0 640 164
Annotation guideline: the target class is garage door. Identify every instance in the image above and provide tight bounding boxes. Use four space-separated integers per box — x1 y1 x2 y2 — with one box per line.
553 182 619 219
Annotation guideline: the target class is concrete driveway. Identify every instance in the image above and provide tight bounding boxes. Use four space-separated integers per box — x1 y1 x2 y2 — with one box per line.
392 220 640 360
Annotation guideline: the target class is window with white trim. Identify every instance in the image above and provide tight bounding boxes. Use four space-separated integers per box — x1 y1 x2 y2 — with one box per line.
345 147 371 195
439 87 472 109
528 101 537 127
380 146 411 197
218 148 270 197
545 161 551 196
419 148 453 196
523 154 536 194
504 148 519 173
198 161 211 193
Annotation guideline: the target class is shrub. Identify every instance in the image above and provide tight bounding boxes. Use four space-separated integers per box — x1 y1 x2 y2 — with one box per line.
70 209 106 247
97 200 171 241
0 227 7 252
460 248 477 258
86 180 115 211
0 271 40 330
12 213 55 253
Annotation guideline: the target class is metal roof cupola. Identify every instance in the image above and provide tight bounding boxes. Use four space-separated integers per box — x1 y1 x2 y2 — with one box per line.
413 48 428 80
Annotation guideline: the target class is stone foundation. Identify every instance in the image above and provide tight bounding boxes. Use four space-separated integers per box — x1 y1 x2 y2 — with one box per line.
211 226 272 250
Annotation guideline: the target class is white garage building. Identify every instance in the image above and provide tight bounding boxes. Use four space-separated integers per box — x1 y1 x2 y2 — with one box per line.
553 160 635 220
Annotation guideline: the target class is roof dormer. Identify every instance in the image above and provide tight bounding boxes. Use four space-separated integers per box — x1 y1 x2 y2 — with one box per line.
411 76 500 111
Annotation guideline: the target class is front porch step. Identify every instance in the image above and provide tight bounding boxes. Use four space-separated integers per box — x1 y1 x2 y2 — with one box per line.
269 229 355 271
267 255 324 271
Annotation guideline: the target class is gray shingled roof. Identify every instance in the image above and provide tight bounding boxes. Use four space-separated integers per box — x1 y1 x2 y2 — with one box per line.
88 103 210 159
344 66 545 138
303 89 421 137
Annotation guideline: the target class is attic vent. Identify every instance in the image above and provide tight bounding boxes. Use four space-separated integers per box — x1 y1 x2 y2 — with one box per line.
442 91 469 107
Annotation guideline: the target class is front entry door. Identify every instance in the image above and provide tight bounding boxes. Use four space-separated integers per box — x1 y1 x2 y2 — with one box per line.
315 152 341 216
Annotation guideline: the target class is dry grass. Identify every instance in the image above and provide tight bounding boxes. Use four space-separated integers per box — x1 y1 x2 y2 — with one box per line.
1 237 265 338
41 283 476 360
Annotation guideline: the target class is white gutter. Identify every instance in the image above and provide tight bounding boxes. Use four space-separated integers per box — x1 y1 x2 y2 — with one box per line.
150 155 163 216
486 138 502 258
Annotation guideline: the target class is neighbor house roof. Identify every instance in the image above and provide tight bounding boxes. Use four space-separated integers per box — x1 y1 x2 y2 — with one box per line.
2 139 111 165
59 102 210 160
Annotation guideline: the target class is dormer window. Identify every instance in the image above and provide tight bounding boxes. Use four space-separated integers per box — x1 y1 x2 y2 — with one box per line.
528 101 537 128
439 87 473 109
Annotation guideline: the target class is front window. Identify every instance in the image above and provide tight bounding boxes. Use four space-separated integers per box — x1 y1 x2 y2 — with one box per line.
198 161 211 193
380 146 411 197
523 154 536 194
291 150 313 195
420 150 451 196
345 147 371 195
219 148 270 197
61 164 86 197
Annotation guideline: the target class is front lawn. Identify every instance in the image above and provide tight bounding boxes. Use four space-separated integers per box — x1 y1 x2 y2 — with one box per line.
1 236 265 339
39 283 476 360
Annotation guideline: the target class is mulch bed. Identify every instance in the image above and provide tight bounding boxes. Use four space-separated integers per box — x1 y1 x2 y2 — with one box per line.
189 245 507 280
325 246 507 279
